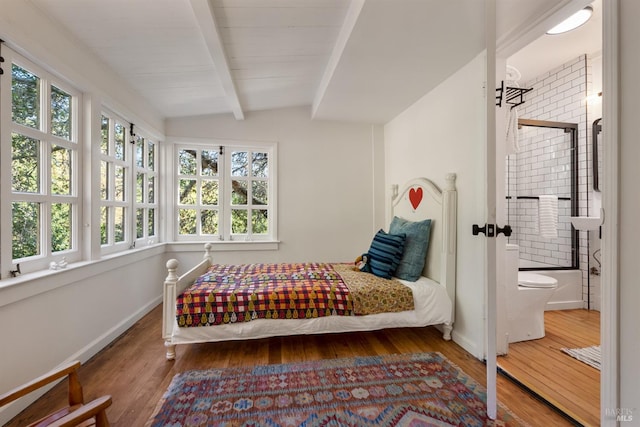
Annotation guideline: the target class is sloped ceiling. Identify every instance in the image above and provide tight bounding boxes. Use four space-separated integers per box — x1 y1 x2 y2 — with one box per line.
27 0 596 124
311 0 485 123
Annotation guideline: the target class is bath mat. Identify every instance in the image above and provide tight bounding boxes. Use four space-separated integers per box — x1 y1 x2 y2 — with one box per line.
561 345 601 370
146 352 527 426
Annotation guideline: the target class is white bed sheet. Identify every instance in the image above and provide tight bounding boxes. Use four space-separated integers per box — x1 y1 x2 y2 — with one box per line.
168 275 452 345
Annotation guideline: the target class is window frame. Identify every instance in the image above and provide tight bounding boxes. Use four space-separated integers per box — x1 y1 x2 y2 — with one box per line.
132 133 159 246
99 109 159 255
172 139 277 243
1 48 83 277
99 109 131 255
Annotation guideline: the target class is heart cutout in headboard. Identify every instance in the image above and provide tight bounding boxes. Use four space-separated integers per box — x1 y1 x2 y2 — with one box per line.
409 187 423 210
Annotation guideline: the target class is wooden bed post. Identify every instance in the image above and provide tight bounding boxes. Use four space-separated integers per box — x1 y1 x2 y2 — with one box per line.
203 242 213 263
442 325 453 341
162 244 216 360
441 173 457 341
390 184 399 224
163 259 179 360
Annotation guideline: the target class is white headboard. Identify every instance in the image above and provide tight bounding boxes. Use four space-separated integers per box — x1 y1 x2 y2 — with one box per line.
391 174 457 318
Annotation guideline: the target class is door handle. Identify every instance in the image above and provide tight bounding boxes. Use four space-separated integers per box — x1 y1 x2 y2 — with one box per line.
472 223 495 237
497 225 512 237
472 223 511 237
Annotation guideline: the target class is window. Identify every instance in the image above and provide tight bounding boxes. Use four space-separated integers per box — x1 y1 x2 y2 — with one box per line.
100 112 129 251
1 51 81 275
0 46 161 279
134 134 158 244
100 111 158 253
175 142 276 242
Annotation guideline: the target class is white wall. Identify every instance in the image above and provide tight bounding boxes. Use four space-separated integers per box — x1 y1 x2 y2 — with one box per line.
618 0 640 420
165 107 383 267
384 53 487 358
0 249 166 424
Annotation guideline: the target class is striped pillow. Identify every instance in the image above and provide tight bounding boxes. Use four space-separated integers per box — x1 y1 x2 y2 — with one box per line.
367 230 406 279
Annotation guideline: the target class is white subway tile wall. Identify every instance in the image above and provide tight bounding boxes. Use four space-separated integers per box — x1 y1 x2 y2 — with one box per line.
505 54 592 307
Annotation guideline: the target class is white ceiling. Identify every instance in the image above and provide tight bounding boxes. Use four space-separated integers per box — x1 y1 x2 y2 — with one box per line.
508 0 601 84
28 0 601 124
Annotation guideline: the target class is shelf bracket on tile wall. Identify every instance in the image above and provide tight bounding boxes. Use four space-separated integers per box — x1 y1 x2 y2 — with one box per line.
0 39 4 75
495 80 533 110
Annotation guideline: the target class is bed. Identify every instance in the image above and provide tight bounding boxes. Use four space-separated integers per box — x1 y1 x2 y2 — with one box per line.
162 174 457 360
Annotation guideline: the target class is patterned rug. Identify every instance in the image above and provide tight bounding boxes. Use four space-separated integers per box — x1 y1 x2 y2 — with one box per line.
147 352 526 426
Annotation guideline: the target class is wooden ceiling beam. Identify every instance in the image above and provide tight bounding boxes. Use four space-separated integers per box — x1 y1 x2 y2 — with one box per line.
189 0 244 120
311 0 365 119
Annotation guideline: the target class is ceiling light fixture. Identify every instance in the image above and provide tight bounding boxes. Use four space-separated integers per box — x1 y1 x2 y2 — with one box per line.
546 5 593 35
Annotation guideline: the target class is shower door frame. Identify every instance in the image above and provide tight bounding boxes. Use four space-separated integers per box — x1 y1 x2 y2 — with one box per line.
511 118 580 271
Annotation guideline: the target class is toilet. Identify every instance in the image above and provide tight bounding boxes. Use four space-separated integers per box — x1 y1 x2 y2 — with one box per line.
505 244 558 343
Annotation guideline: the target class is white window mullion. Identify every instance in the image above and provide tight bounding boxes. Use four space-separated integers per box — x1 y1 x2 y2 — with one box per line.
127 133 138 248
116 155 130 246
40 75 49 135
222 147 231 241
42 78 53 258
41 200 51 259
195 150 203 237
246 161 253 239
0 47 14 277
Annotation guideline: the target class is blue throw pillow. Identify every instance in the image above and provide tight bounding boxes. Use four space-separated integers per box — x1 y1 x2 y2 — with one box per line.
389 216 432 281
366 229 406 279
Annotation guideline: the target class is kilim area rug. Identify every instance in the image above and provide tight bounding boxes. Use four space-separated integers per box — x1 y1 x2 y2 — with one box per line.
147 352 527 426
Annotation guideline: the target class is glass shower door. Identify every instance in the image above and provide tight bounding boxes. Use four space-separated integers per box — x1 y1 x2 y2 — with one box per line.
505 119 579 270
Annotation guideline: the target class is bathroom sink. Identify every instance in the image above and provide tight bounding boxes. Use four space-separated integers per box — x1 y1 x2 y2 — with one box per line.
570 216 602 230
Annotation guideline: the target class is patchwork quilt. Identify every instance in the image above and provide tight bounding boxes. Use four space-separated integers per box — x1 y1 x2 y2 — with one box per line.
176 263 414 327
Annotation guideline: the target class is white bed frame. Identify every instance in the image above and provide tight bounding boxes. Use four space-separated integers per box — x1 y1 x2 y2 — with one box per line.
162 174 457 360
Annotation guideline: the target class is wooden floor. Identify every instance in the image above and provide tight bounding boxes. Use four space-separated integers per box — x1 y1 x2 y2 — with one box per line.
6 305 574 427
498 309 600 427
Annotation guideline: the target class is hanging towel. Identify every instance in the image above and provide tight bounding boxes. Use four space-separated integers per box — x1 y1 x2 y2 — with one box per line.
505 105 520 155
538 195 558 239
504 69 521 155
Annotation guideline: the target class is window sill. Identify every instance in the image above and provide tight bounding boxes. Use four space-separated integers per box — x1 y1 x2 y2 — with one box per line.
165 240 280 253
0 244 166 308
0 241 279 307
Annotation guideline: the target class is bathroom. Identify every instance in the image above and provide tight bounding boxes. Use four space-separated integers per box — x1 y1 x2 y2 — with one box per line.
504 52 601 313
496 2 602 425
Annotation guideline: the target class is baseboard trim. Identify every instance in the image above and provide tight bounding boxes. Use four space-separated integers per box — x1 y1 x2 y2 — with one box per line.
0 296 161 425
452 330 482 360
70 296 162 365
545 301 585 310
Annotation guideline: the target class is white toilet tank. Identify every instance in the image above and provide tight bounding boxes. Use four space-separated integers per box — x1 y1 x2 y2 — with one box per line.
505 244 519 287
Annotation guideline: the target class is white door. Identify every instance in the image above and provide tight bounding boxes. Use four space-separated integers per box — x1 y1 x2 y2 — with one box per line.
485 0 498 419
